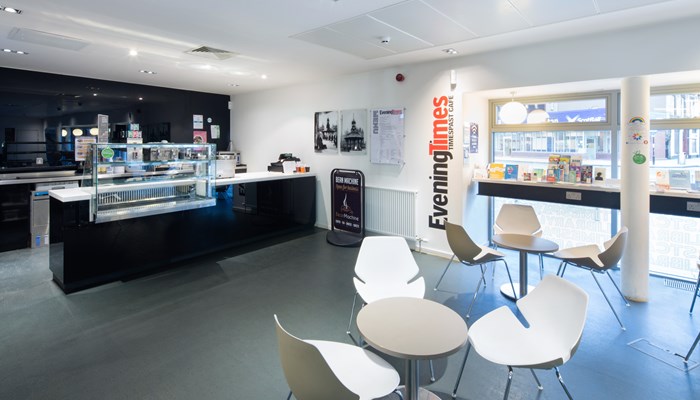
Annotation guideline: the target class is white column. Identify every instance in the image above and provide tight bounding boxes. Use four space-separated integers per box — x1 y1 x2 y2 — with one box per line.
620 76 650 302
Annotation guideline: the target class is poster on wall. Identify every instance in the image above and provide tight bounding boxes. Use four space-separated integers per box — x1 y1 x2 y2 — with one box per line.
340 109 367 155
193 130 207 144
193 114 204 129
369 107 404 165
314 111 339 154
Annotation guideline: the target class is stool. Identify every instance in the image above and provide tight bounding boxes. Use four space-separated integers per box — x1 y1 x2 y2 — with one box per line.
690 259 700 313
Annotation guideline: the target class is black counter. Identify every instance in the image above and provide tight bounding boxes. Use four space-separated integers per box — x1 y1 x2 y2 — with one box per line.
49 176 316 293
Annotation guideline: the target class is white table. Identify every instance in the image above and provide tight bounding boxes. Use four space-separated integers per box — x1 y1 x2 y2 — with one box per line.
357 297 468 400
492 233 559 300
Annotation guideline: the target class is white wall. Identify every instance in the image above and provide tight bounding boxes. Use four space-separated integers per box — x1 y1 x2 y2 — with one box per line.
231 16 700 256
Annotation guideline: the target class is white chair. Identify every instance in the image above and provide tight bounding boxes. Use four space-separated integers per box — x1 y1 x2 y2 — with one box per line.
274 314 401 400
347 236 434 381
435 222 516 319
553 227 629 330
689 257 700 313
494 204 545 279
452 275 589 400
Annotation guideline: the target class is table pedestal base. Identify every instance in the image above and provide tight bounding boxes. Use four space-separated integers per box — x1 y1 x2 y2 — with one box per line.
396 386 441 400
500 282 534 301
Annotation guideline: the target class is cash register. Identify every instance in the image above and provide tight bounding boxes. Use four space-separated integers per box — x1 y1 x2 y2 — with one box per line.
268 153 299 173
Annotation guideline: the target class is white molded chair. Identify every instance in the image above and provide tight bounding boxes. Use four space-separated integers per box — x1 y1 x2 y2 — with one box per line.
689 258 700 313
435 222 516 319
452 275 589 400
347 236 434 381
553 227 629 330
494 204 545 279
274 314 401 400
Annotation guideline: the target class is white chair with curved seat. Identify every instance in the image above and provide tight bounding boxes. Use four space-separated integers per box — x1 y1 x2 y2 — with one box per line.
274 314 401 400
553 226 630 330
347 235 434 381
689 257 700 313
452 275 589 400
435 222 516 319
494 203 545 279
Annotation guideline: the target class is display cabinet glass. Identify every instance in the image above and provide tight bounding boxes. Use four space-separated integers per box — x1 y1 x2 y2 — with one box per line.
83 143 216 223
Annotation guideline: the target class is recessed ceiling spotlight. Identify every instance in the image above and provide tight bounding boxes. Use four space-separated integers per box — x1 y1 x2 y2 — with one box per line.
129 49 138 56
2 48 28 54
442 48 458 55
93 93 98 96
139 70 157 75
138 97 143 101
0 6 22 14
228 83 240 87
261 74 268 80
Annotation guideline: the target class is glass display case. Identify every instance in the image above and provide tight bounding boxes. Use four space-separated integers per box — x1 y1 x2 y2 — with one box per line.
83 143 216 223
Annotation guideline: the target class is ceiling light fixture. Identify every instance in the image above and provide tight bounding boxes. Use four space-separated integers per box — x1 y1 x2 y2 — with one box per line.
527 109 550 124
261 74 268 80
0 6 21 14
2 48 28 54
61 129 68 137
228 83 240 87
72 128 83 137
442 48 458 55
499 92 528 124
129 49 138 56
139 70 157 75
89 128 99 136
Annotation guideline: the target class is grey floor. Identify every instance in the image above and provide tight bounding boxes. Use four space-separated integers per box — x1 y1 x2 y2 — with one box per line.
1 229 699 400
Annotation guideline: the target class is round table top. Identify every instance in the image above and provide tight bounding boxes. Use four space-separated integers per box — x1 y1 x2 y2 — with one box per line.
493 233 559 254
356 297 468 360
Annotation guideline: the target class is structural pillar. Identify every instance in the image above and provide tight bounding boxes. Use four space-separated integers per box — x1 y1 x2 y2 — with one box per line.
620 76 650 302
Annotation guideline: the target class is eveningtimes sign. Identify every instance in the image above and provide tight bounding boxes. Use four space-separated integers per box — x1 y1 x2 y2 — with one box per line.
332 169 364 234
428 95 455 230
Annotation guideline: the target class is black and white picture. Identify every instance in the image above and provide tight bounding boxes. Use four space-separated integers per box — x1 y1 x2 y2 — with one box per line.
340 109 367 155
314 111 338 154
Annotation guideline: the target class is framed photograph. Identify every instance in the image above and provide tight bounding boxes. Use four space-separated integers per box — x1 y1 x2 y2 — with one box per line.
314 111 339 154
339 109 367 155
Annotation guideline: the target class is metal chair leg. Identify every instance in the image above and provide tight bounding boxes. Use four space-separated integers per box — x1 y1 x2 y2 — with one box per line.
557 260 567 277
435 255 456 291
428 359 436 382
690 273 700 313
394 388 405 400
530 369 543 390
503 366 514 400
346 292 363 346
287 390 293 400
591 271 625 330
452 342 471 398
554 367 574 400
466 267 487 319
539 253 544 280
684 330 700 362
605 270 630 307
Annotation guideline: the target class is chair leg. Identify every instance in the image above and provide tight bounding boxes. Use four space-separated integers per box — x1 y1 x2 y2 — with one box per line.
554 367 574 400
452 342 472 398
287 391 293 400
500 259 517 299
684 330 700 362
465 267 487 319
503 366 514 400
539 253 544 280
530 369 543 390
435 255 456 291
591 271 626 330
428 359 436 382
605 270 630 307
346 293 362 346
394 388 405 400
690 273 700 313
557 260 567 277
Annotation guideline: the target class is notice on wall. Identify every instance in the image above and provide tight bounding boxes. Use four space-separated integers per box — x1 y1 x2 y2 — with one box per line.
75 137 96 162
193 130 207 144
369 108 405 165
211 125 220 139
193 114 204 129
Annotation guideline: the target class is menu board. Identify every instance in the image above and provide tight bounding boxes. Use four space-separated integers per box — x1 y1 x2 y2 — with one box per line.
370 108 405 165
74 137 96 162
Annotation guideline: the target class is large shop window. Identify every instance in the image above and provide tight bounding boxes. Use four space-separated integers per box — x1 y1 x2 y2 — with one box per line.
490 88 700 281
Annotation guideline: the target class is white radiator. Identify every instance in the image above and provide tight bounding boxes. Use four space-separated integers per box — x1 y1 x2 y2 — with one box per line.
365 187 418 239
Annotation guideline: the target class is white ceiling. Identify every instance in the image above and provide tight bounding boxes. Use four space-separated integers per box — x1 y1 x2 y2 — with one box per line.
1 0 699 96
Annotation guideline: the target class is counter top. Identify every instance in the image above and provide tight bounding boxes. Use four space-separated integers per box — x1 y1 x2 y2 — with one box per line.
49 187 92 202
214 171 316 186
0 173 83 186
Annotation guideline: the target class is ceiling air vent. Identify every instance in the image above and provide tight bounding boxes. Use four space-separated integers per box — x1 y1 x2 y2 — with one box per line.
185 46 237 60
